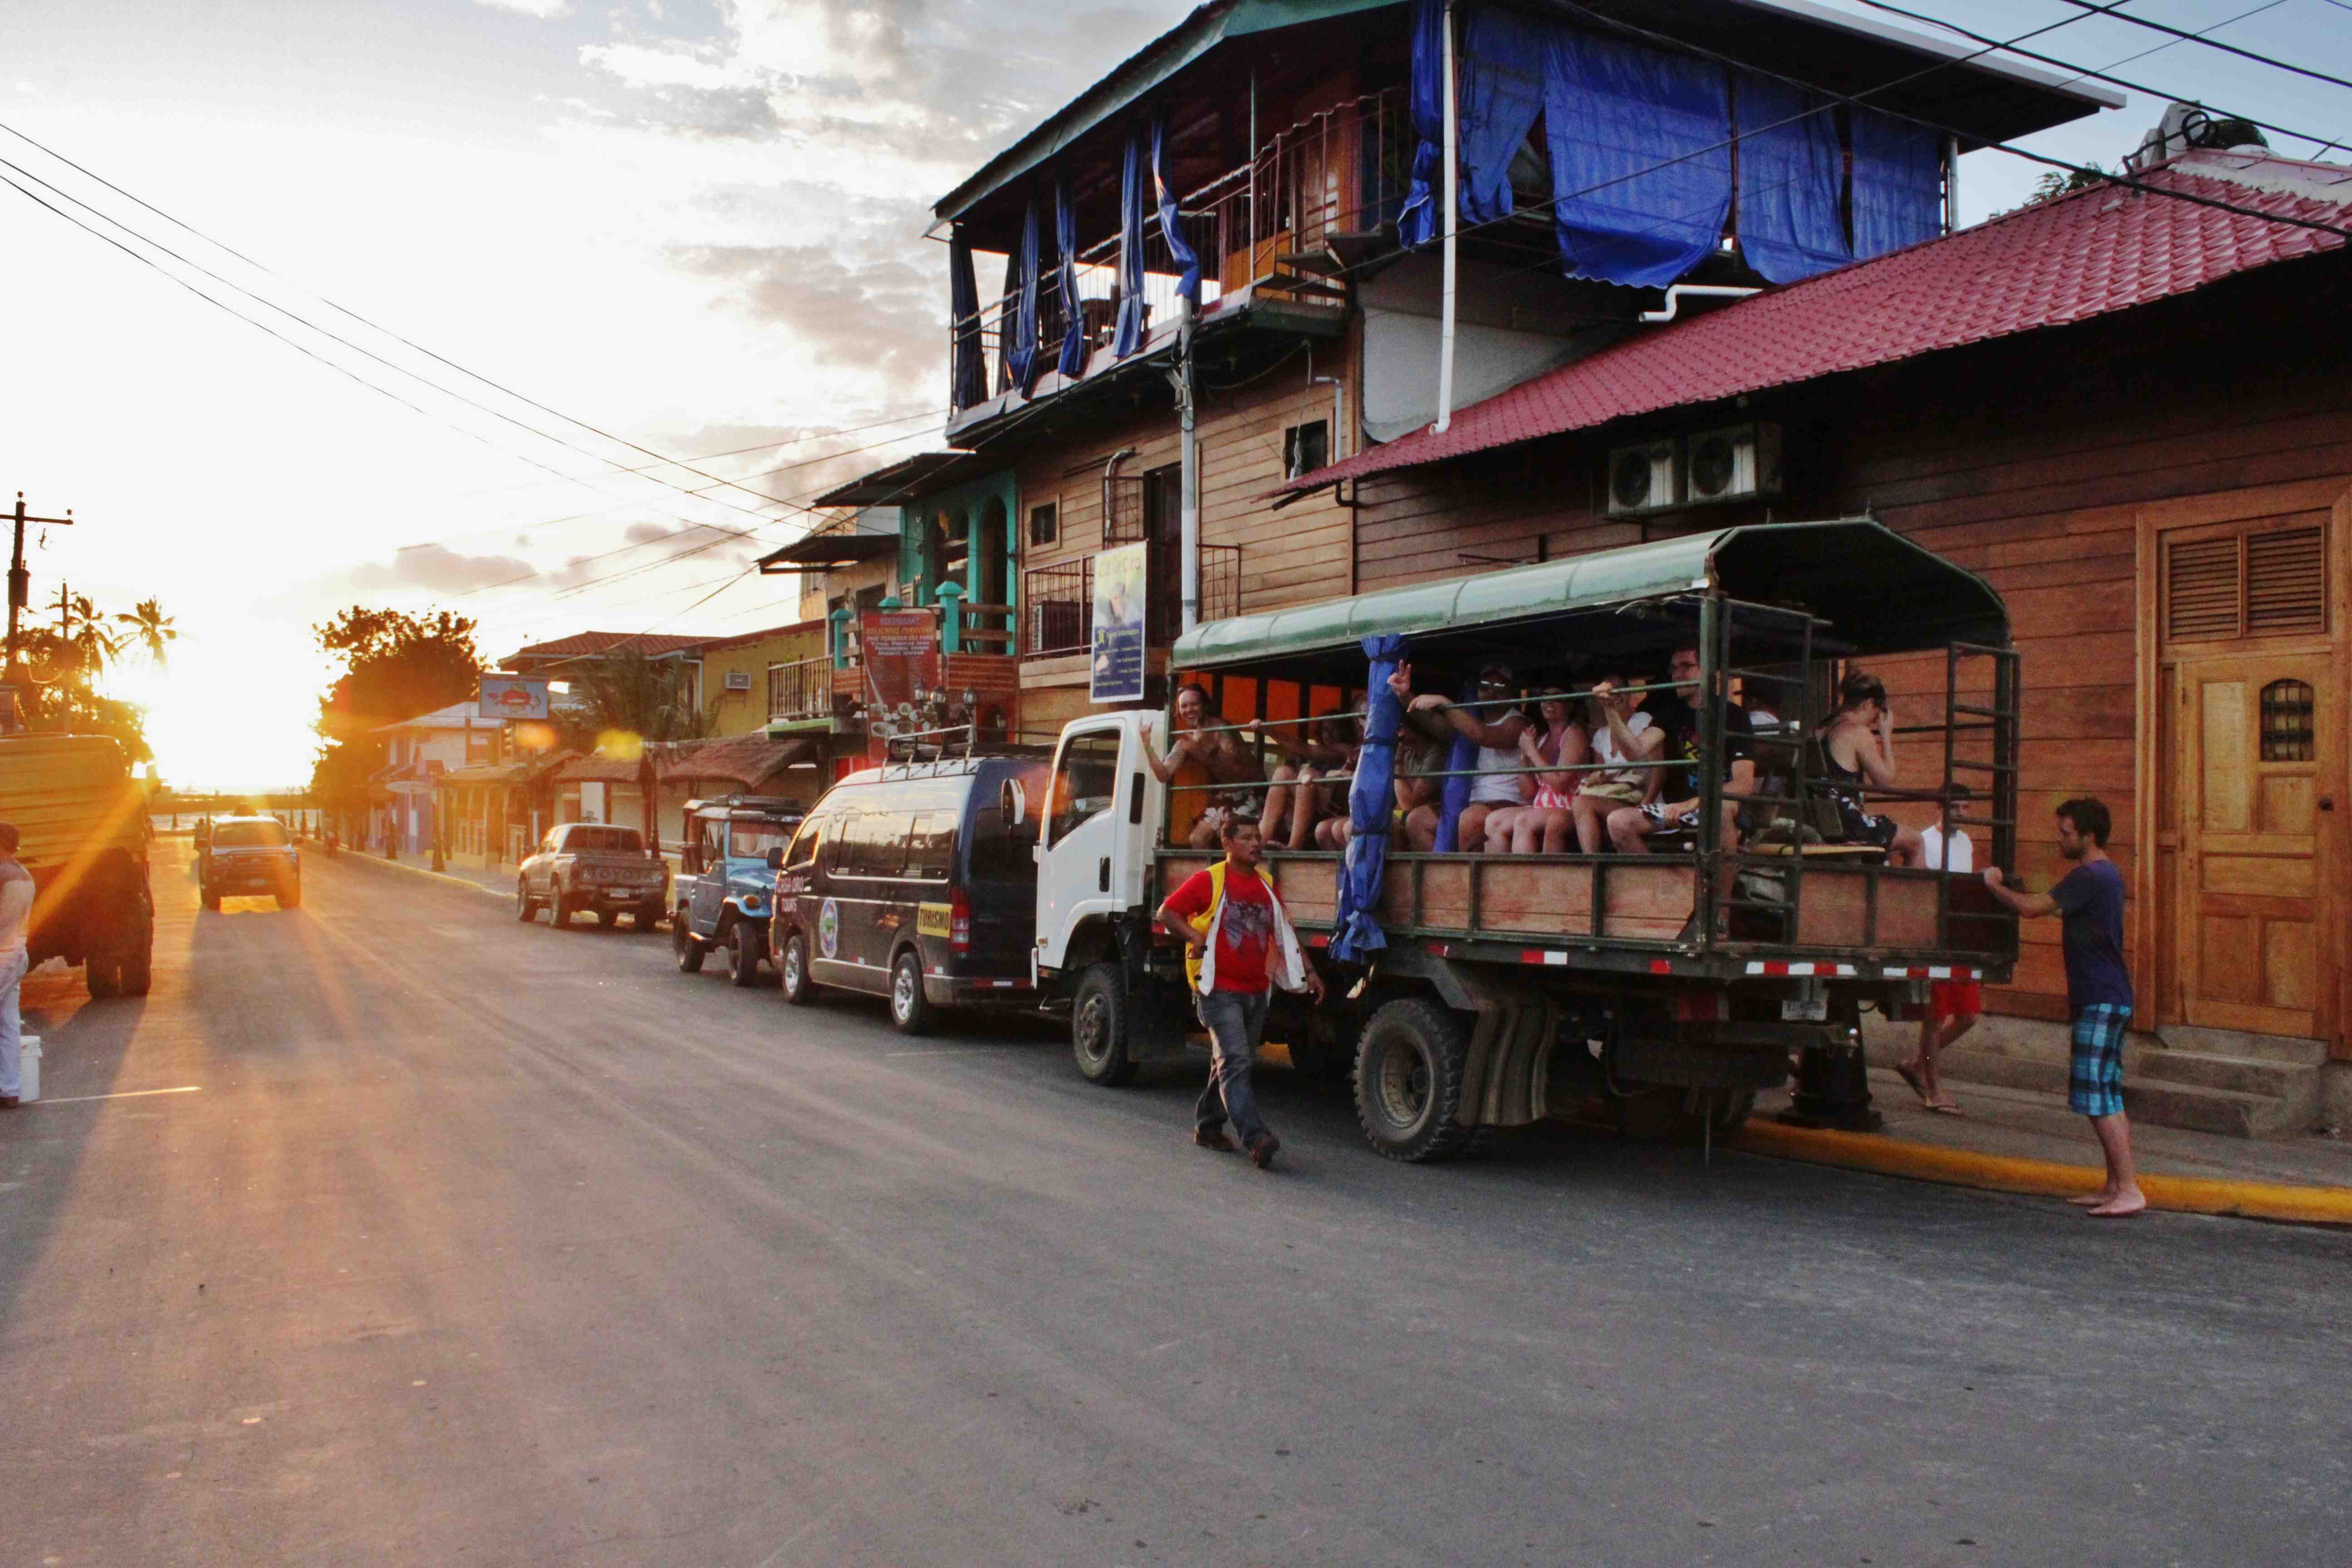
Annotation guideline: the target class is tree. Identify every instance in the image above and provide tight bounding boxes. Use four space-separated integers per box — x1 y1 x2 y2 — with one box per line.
2004 164 2110 213
7 593 168 761
114 599 178 667
562 645 710 751
309 607 485 817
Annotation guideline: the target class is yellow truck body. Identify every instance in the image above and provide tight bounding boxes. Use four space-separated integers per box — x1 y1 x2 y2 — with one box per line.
0 733 155 994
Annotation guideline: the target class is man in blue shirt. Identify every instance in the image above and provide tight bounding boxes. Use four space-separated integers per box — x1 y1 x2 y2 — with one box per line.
1983 798 2144 1218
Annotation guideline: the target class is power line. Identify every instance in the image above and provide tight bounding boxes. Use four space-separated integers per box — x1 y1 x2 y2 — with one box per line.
1844 0 2346 154
2048 0 2352 93
0 116 804 512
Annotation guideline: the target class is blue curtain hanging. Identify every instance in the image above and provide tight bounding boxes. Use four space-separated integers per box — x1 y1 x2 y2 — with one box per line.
1150 111 1201 305
1852 108 1943 259
1006 197 1043 397
1736 74 1849 283
1397 0 1445 247
1431 676 1478 853
1457 5 1547 225
1330 634 1407 965
949 228 986 409
1112 132 1149 359
1543 29 1733 289
1055 177 1088 381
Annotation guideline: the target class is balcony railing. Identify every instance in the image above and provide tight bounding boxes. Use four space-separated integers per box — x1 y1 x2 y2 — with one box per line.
956 89 1409 413
1022 544 1243 658
767 655 833 723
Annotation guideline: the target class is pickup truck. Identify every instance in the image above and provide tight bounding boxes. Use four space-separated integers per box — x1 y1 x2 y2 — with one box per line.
200 815 301 909
515 821 668 931
1030 519 2022 1162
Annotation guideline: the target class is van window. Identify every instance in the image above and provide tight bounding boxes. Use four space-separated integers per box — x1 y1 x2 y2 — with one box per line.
1048 730 1122 845
967 764 1047 884
906 811 956 880
785 816 826 875
842 811 911 878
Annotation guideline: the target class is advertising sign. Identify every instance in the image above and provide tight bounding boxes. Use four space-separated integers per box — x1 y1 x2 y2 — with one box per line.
1090 542 1148 704
478 676 550 722
862 608 942 763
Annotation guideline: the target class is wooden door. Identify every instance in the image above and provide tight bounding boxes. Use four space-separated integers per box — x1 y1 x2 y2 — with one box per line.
2174 653 2335 1037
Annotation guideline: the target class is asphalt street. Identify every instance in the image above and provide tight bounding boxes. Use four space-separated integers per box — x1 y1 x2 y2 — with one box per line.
3 839 2346 1567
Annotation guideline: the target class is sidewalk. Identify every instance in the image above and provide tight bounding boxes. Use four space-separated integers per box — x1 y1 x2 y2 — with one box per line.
330 848 510 900
1740 1068 2352 1225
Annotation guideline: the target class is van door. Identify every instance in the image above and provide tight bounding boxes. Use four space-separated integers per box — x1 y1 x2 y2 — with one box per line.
688 817 727 935
961 763 1046 985
1038 721 1143 968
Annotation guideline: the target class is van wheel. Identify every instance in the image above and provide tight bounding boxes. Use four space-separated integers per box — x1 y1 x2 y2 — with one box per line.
672 911 705 974
889 950 935 1035
1354 996 1489 1162
1070 962 1137 1086
725 920 764 987
780 931 818 1006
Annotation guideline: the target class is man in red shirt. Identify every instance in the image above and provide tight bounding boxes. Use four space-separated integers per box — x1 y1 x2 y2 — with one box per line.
1159 818 1326 1170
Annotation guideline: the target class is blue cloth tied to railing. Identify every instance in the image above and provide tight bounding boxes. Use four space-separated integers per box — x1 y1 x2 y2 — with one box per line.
1150 111 1201 306
1006 197 1043 397
1054 178 1088 382
1113 132 1149 359
1330 634 1408 965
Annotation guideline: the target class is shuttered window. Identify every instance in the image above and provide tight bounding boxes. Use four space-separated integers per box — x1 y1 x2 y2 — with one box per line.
2163 516 2329 644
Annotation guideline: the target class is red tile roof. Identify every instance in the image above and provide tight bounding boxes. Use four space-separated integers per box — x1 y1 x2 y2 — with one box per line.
1281 151 2352 495
507 632 710 661
657 734 817 792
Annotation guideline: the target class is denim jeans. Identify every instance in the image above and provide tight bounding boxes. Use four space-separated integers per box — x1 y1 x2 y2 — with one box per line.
1195 986 1271 1147
0 949 25 1098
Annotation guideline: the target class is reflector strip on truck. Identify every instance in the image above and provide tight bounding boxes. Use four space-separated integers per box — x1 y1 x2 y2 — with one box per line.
1744 961 1857 977
1882 965 1976 980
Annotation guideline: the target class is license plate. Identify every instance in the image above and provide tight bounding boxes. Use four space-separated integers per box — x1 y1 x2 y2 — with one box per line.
1780 997 1828 1022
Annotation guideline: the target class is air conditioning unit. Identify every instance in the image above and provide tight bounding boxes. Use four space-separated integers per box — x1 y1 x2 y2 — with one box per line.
724 670 752 691
1684 422 1782 504
1605 440 1681 516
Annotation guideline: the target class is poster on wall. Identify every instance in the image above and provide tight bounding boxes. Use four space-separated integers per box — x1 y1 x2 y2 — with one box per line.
1090 542 1147 705
478 675 550 721
862 608 942 762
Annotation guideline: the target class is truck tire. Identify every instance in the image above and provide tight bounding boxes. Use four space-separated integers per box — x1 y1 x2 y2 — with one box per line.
278 877 302 909
117 883 155 996
201 887 221 912
725 919 764 987
597 907 619 929
1069 961 1139 1086
888 949 935 1035
672 910 705 974
551 885 576 927
1354 996 1489 1162
1287 1004 1359 1084
515 880 539 921
86 954 121 999
634 900 664 932
779 931 819 1006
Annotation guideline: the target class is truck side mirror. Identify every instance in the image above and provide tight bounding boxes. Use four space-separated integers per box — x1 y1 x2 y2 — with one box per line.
765 846 784 870
1002 779 1027 826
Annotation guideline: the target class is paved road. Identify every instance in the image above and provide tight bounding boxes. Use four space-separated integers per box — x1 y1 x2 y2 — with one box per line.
5 842 2347 1566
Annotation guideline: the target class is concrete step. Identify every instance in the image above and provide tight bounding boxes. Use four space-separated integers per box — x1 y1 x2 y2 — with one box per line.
2134 1049 2318 1102
2156 1025 2330 1067
2124 1078 2308 1140
1936 1045 2067 1095
1932 1047 2318 1139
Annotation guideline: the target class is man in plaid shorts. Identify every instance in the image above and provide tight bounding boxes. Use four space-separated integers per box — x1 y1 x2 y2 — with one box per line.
1984 798 2144 1217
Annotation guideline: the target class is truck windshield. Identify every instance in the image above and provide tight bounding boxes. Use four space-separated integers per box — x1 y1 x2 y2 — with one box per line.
565 827 643 853
727 821 796 860
212 822 288 848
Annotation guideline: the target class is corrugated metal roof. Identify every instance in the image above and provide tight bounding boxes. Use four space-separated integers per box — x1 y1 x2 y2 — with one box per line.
1279 151 2352 495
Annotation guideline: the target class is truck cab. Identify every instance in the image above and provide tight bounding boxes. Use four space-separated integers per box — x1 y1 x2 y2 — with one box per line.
672 796 804 987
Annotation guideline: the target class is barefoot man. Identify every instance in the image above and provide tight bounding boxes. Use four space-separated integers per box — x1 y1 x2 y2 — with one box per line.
1982 798 2145 1218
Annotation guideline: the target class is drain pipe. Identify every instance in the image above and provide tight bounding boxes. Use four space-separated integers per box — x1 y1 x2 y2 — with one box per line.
1307 346 1347 464
1638 284 1761 324
1435 0 1460 433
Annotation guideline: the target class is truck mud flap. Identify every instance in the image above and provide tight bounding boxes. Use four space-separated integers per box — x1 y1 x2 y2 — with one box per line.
1443 967 1563 1130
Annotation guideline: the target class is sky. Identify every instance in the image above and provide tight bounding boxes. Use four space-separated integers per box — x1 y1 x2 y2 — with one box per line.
3 0 2346 790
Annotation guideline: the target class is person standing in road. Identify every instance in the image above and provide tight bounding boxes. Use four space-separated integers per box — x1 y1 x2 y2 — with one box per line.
1158 818 1326 1171
0 822 33 1109
1983 798 2145 1218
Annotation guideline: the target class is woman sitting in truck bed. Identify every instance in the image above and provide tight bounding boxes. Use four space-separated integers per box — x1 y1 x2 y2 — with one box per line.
1250 711 1360 850
1819 672 1925 866
1484 689 1588 856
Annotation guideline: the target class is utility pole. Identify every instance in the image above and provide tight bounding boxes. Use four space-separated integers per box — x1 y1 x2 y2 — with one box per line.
5 491 76 676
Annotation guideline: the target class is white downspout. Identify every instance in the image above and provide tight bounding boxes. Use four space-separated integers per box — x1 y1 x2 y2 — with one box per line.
1638 284 1760 323
1944 134 1961 233
1435 0 1459 434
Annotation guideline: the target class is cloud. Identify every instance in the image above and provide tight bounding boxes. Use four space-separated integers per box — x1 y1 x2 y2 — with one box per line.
352 544 539 595
476 0 572 17
667 241 940 396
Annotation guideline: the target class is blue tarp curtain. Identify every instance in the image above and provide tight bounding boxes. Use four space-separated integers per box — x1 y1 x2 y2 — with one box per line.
1112 132 1149 359
1852 109 1944 259
1330 634 1407 965
949 228 986 409
1396 0 1445 248
1457 5 1547 225
1055 178 1088 381
1735 74 1849 284
1005 197 1043 397
1544 29 1732 290
1149 112 1202 305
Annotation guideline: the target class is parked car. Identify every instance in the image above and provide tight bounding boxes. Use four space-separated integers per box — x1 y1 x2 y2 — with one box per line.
672 797 805 986
200 814 301 911
516 821 667 931
770 754 1047 1033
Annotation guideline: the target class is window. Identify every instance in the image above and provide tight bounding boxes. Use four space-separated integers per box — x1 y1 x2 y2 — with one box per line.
213 821 288 848
1048 730 1123 845
565 826 643 853
1284 419 1330 480
2261 680 2316 762
785 817 826 875
2163 518 2328 644
906 810 958 880
729 820 797 862
1029 501 1058 548
841 811 911 878
968 764 1046 885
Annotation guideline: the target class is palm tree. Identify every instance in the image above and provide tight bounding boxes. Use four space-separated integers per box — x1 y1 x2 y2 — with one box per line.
571 645 709 748
59 593 121 681
115 598 177 667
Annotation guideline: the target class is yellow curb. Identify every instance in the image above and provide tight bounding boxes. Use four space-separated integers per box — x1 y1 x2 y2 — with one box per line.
1728 1120 2352 1227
